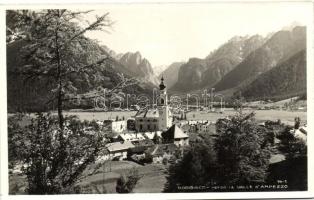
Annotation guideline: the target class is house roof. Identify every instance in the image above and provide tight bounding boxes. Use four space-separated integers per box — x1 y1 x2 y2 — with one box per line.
144 131 162 139
118 133 145 141
135 109 159 118
162 124 189 140
146 143 178 156
105 141 135 152
129 146 147 154
294 126 307 143
135 139 155 147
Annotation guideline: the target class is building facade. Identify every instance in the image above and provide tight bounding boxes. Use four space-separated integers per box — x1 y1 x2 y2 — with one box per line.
135 109 160 132
110 120 127 133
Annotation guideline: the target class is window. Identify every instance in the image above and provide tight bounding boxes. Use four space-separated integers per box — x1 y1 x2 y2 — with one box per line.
154 125 157 130
147 125 151 130
140 124 143 131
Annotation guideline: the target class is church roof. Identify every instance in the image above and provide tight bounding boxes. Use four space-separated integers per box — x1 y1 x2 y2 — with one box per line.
135 109 159 118
162 124 189 139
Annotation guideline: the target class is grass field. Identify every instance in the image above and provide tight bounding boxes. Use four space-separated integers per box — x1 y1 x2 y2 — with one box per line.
9 160 167 194
76 160 167 193
62 110 137 121
59 109 306 126
186 109 306 125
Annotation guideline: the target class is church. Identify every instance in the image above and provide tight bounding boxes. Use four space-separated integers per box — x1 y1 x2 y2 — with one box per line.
135 77 172 132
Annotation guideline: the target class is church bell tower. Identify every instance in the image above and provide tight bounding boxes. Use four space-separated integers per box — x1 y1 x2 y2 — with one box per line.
159 76 167 106
158 76 172 130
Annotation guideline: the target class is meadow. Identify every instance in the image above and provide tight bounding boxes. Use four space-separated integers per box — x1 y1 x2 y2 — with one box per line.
60 109 306 125
10 161 167 194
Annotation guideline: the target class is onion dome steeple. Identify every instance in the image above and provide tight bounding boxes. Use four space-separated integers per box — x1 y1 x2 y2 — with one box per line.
159 76 166 90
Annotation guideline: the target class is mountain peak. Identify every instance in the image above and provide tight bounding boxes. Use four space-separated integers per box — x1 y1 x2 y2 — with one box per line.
229 35 249 43
282 21 303 31
119 51 158 86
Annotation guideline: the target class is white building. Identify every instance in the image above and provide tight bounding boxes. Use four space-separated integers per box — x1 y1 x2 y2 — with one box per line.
109 120 127 133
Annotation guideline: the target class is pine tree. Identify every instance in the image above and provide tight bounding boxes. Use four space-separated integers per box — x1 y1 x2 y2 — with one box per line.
215 112 273 185
164 141 217 192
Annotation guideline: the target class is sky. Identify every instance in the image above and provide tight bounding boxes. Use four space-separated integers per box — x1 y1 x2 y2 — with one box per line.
83 2 312 68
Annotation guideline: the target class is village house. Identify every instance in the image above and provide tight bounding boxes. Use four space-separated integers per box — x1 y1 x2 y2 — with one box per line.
127 146 147 161
188 124 197 133
143 131 162 140
117 132 146 142
162 124 189 147
145 143 179 164
293 125 307 143
103 119 127 133
126 139 155 162
134 138 155 147
196 121 214 133
97 141 135 161
175 120 189 127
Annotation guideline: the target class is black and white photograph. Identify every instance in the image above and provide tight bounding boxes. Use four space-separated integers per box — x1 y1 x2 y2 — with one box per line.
1 1 313 197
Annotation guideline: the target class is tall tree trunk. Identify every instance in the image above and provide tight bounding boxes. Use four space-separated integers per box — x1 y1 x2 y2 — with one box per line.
55 10 64 131
52 10 67 181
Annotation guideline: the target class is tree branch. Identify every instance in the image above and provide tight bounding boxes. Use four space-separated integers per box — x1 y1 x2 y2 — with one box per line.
61 56 111 77
61 13 113 50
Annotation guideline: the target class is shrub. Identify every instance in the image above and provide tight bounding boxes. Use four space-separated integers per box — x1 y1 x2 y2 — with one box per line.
164 141 217 192
116 168 142 193
162 157 169 165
